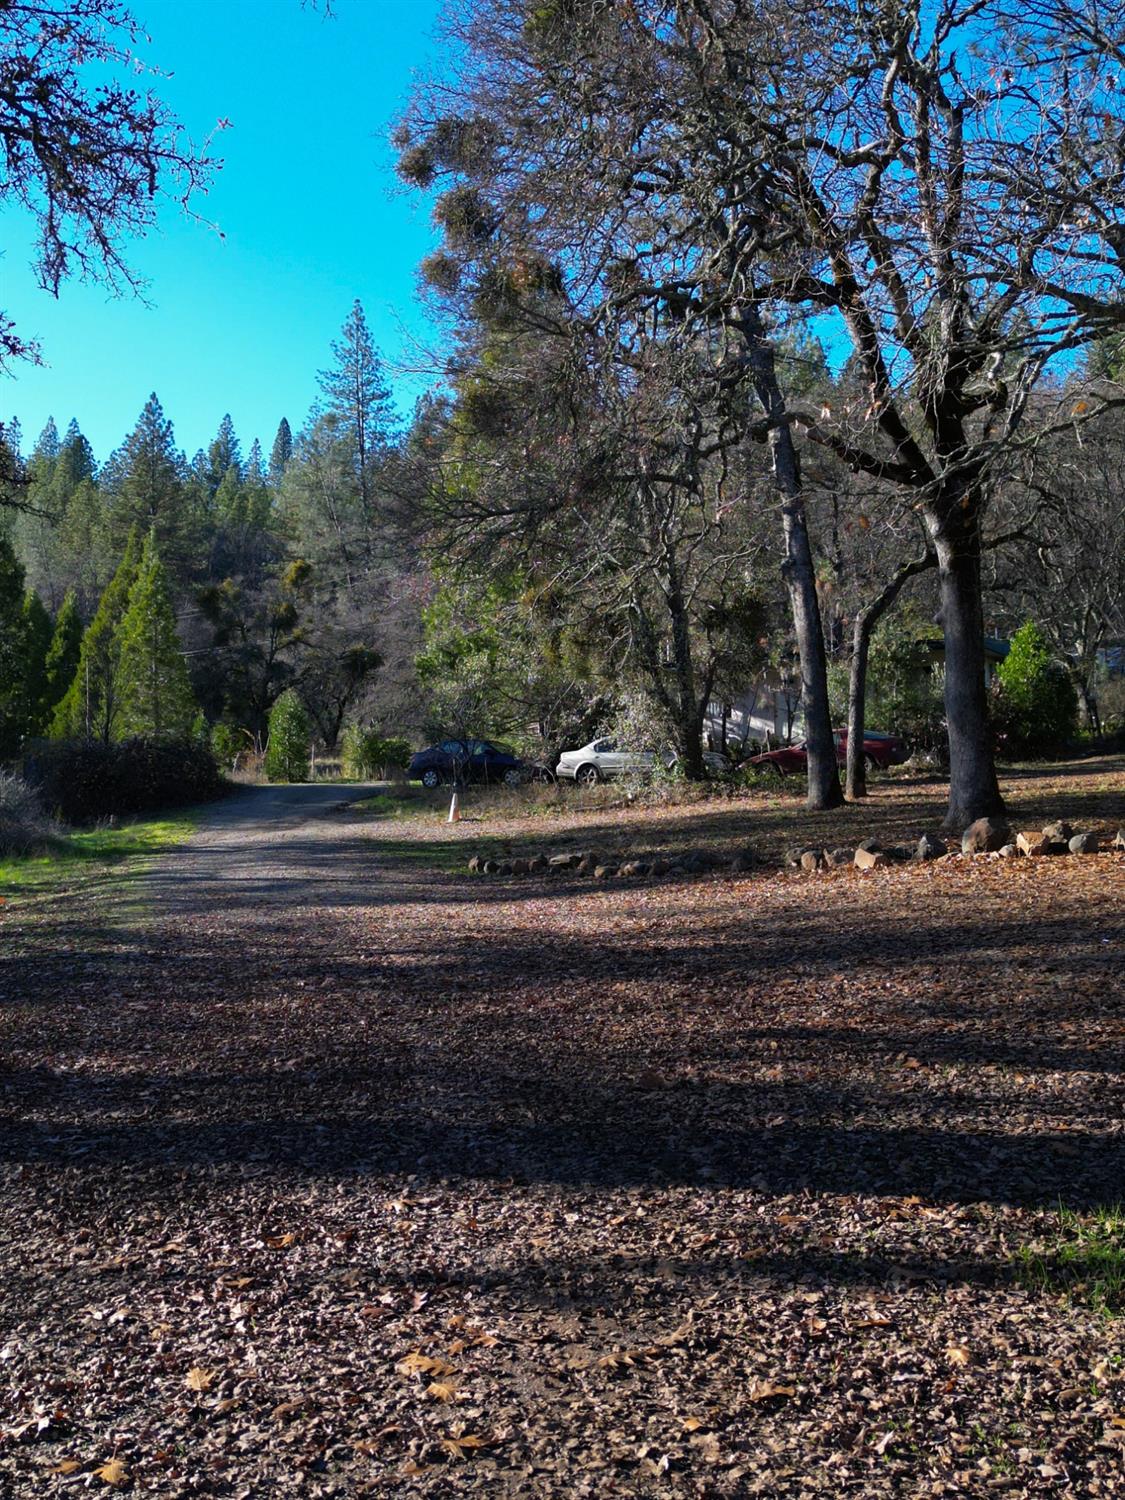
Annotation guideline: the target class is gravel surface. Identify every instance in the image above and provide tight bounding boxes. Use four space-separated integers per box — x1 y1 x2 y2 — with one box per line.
1 779 1123 1496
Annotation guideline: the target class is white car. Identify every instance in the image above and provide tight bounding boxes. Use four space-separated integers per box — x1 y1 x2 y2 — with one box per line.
555 738 663 785
555 740 729 785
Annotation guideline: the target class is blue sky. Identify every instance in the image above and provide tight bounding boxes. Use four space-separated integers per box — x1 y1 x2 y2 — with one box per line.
0 0 446 463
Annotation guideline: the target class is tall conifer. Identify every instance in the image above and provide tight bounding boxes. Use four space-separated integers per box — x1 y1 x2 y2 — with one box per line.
0 537 27 755
21 591 53 734
116 533 198 739
268 418 293 486
43 590 83 717
104 395 192 579
318 302 393 511
52 529 141 741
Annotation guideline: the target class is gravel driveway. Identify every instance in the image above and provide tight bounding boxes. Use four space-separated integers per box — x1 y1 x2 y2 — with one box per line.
1 780 1122 1496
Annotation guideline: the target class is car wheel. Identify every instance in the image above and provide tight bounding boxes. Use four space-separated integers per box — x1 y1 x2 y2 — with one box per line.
421 768 442 789
576 764 601 786
502 767 523 788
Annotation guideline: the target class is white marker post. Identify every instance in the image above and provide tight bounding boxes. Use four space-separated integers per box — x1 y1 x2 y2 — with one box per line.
447 790 460 823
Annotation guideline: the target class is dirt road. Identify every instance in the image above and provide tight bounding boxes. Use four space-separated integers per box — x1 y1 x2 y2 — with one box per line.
1 780 1123 1495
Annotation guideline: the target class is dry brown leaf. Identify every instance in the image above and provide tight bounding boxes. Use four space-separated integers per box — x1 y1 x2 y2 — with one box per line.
265 1232 298 1249
185 1366 215 1392
426 1381 459 1401
682 1416 708 1432
51 1459 83 1475
94 1459 128 1487
397 1351 456 1378
946 1345 972 1367
748 1379 796 1402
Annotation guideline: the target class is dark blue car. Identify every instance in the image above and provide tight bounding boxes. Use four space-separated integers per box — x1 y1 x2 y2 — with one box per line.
408 737 528 789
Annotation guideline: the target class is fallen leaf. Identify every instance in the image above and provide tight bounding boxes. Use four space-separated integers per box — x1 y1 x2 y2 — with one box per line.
946 1345 972 1367
748 1379 796 1401
397 1351 456 1378
426 1381 459 1401
94 1459 128 1487
51 1459 83 1475
265 1232 298 1249
185 1366 215 1393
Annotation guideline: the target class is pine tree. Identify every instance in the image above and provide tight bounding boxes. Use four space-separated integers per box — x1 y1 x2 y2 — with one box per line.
31 417 60 466
206 414 242 495
52 529 142 741
318 301 393 511
43 590 83 717
0 536 28 756
264 688 311 782
104 395 193 580
55 421 97 494
268 418 293 486
116 533 198 739
21 590 53 734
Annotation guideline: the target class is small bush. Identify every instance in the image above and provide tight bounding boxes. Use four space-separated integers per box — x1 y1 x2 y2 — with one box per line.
341 725 413 780
22 738 225 824
0 771 53 855
264 690 311 783
994 621 1078 756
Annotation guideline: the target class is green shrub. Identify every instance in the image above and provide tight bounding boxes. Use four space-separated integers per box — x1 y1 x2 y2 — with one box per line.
211 721 251 770
264 690 311 783
341 725 412 779
21 739 224 823
994 621 1078 756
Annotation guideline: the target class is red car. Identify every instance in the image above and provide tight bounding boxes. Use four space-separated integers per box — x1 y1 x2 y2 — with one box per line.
747 731 907 775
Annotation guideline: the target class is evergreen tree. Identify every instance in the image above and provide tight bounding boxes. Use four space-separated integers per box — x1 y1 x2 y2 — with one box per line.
214 464 247 529
116 533 198 739
55 421 97 493
268 417 293 486
52 529 142 741
43 590 83 718
206 414 242 495
318 301 393 511
21 590 53 734
31 417 60 466
264 687 311 782
104 395 194 580
0 536 28 755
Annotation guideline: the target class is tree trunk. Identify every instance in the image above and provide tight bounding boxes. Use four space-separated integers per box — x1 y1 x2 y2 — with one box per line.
846 548 935 799
846 618 872 801
740 307 842 811
930 519 1005 830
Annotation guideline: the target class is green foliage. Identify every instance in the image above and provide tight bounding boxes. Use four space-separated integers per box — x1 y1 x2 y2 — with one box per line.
994 621 1078 755
831 609 946 750
210 721 251 770
43 591 83 716
22 737 223 823
103 395 196 581
340 725 412 779
0 535 28 757
21 589 53 735
116 535 199 739
52 530 141 742
264 689 311 782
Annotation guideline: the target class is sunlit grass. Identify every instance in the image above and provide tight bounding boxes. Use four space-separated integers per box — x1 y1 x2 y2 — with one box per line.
0 813 199 907
1014 1204 1125 1315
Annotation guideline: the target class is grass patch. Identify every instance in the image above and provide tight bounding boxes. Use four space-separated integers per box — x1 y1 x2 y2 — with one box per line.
1014 1204 1125 1315
0 812 199 907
